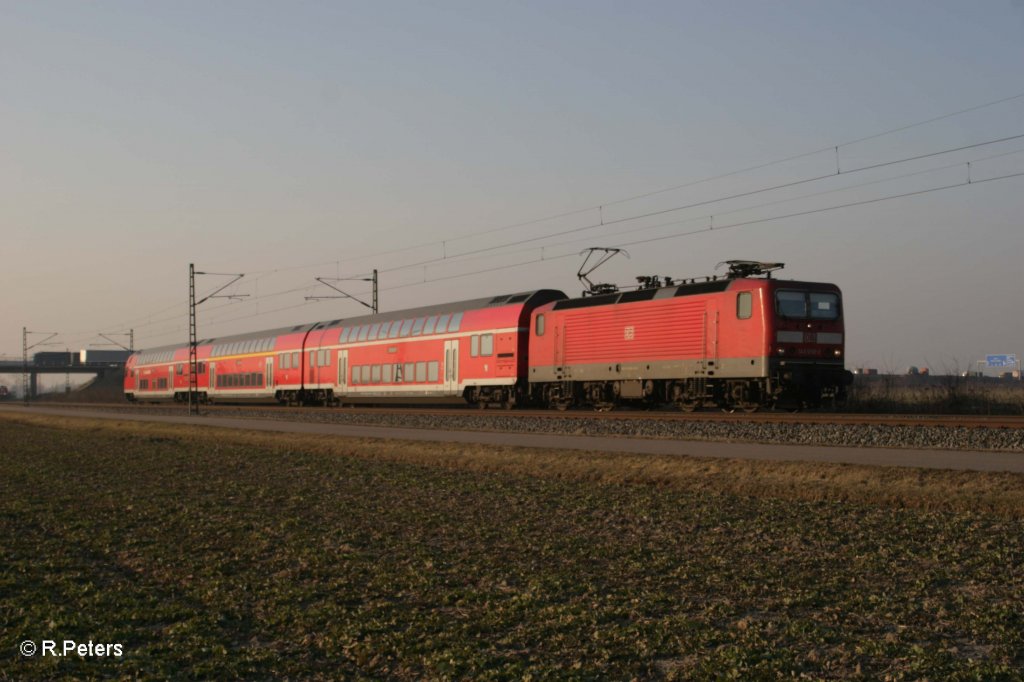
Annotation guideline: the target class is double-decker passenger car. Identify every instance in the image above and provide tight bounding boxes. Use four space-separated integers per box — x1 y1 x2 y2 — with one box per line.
125 290 566 407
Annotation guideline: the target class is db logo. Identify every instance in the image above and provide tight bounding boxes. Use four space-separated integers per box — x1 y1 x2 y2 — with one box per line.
623 326 635 341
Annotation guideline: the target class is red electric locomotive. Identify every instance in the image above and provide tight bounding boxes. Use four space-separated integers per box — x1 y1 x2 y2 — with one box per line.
527 261 851 411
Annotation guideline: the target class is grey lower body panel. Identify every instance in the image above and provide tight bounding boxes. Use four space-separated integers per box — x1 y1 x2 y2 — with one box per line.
529 357 768 383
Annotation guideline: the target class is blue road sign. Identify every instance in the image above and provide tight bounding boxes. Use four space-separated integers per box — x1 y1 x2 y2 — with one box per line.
986 354 1018 368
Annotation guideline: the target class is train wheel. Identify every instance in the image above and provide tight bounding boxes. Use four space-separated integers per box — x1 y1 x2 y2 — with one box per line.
739 402 760 413
678 399 700 412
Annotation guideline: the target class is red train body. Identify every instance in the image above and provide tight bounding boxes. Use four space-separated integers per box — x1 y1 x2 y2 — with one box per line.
528 272 849 411
125 263 851 410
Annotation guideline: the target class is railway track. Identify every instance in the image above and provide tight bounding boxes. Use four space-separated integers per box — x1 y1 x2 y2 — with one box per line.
25 401 1024 430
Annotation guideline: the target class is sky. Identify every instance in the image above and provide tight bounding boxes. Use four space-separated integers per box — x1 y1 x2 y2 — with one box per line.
2 0 1023 390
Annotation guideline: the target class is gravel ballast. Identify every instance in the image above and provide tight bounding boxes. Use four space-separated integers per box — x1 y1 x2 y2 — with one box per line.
48 405 1024 452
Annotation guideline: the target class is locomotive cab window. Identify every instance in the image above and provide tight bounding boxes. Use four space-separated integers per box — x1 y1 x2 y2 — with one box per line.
775 290 808 318
737 292 752 320
775 290 840 320
809 292 840 320
535 314 545 336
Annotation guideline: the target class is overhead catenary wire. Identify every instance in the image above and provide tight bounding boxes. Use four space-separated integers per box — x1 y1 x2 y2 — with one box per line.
369 132 1024 276
123 148 1024 349
65 92 1024 348
142 164 1024 344
156 90 1024 279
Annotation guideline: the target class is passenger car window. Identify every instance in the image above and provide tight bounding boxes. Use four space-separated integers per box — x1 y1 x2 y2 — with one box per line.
535 314 545 336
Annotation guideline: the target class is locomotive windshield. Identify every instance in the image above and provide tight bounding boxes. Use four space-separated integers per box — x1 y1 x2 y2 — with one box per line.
776 290 840 320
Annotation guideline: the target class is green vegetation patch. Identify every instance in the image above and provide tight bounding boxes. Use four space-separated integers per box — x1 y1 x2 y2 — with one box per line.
1 416 1022 680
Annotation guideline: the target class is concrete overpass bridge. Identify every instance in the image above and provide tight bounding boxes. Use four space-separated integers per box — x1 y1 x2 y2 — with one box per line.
0 352 129 398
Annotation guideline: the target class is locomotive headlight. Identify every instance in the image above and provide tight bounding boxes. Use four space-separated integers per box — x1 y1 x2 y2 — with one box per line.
777 347 786 355
833 348 843 357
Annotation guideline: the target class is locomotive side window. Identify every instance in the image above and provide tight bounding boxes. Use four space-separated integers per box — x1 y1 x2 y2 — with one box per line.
809 293 840 320
737 292 752 320
291 352 299 368
535 314 545 336
480 333 493 356
470 335 480 357
776 290 808 318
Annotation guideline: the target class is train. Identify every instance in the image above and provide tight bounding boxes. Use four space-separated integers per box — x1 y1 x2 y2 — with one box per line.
124 261 852 411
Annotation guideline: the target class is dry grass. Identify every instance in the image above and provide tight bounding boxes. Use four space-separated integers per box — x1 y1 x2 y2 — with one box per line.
847 375 1024 415
3 411 1023 519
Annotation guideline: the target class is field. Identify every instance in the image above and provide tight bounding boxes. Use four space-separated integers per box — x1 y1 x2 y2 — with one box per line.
846 374 1024 415
2 413 1023 680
